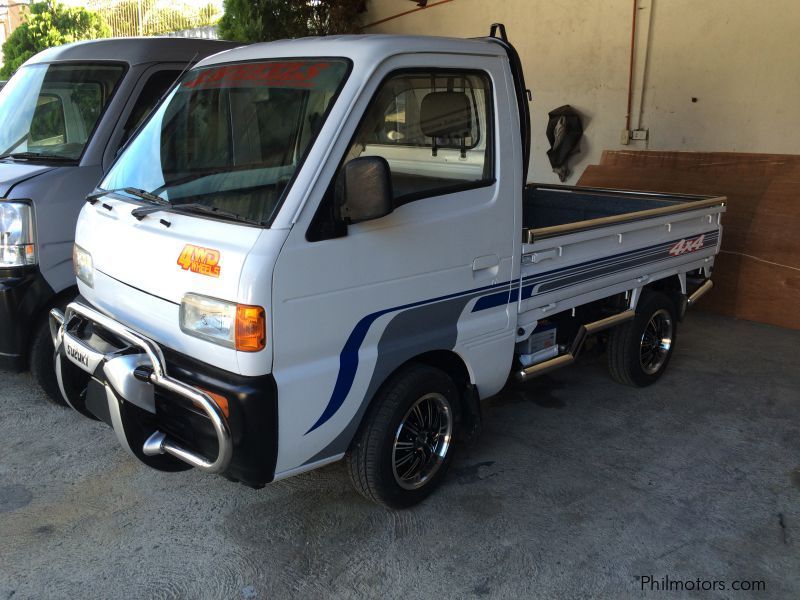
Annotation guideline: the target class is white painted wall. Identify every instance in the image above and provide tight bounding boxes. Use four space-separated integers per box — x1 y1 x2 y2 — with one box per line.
363 0 800 184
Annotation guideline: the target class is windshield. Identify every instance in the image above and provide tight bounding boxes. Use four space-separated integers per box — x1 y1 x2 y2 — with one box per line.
101 59 351 225
0 63 125 161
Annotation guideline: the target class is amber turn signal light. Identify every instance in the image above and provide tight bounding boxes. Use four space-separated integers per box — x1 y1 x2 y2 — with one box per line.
235 304 266 352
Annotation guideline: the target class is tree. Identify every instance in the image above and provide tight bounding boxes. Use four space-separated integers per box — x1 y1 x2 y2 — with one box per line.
218 0 368 44
97 0 222 38
1 1 111 78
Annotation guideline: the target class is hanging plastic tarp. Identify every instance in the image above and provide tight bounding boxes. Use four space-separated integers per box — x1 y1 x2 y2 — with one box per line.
546 105 583 182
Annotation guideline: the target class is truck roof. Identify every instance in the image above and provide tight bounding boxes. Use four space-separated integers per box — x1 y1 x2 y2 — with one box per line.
24 37 242 68
196 34 507 68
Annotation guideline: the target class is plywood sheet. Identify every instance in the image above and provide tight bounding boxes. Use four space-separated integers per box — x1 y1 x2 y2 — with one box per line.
577 158 800 330
599 150 800 178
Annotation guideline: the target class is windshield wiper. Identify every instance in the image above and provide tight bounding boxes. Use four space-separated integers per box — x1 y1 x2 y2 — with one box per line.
0 151 76 163
131 202 263 226
87 187 168 206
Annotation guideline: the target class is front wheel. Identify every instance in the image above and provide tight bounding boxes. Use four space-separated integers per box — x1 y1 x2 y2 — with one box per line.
347 364 459 509
607 291 678 387
30 315 66 405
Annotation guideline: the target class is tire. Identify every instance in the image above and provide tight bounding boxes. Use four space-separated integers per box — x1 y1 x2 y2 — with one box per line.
607 291 678 387
29 314 67 405
347 364 459 509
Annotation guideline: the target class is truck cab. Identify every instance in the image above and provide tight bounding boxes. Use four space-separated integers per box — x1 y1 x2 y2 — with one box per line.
51 31 724 508
0 37 240 400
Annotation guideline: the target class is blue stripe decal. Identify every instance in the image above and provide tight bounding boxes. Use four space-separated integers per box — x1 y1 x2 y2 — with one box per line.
472 286 519 312
520 230 719 287
305 279 512 434
306 230 719 433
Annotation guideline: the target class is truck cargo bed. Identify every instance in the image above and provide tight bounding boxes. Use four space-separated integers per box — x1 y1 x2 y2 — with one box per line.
518 184 726 321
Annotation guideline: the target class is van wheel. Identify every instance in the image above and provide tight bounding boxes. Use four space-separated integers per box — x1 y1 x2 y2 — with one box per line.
347 364 458 509
607 292 678 387
30 315 66 405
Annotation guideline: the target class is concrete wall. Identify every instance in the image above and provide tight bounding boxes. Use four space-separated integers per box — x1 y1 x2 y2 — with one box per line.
363 0 800 184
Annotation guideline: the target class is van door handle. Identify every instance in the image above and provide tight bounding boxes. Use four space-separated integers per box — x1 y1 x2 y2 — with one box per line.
473 254 500 271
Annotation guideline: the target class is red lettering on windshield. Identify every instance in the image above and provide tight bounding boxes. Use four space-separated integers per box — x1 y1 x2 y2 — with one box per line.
182 61 332 90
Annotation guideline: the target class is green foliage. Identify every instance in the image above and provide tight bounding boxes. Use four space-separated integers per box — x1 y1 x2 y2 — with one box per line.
219 0 368 43
98 0 222 38
1 1 111 79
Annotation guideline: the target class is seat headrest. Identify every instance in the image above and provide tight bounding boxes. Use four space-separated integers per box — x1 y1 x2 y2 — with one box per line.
420 91 473 138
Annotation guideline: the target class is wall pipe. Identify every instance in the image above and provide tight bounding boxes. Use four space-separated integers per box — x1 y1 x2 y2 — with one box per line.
625 0 638 132
636 1 655 130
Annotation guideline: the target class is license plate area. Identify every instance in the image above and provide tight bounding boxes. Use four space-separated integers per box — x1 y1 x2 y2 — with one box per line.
85 378 113 426
63 332 106 374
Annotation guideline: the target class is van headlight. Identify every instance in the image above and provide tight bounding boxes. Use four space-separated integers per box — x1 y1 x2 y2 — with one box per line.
180 293 266 352
73 244 94 287
0 202 36 267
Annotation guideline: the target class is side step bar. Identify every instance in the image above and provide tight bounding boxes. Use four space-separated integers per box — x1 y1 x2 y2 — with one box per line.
515 310 635 382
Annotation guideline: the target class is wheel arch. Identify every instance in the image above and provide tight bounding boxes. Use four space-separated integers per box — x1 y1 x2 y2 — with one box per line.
28 285 78 349
348 348 477 449
644 275 686 319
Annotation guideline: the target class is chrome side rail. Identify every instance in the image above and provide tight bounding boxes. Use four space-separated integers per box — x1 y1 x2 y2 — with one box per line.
51 302 232 474
688 279 713 307
516 309 636 382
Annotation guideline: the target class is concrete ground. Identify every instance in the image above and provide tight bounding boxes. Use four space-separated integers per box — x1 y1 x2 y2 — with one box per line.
1 312 798 599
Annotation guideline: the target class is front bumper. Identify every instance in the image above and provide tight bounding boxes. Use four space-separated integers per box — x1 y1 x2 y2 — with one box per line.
0 267 54 370
50 301 278 487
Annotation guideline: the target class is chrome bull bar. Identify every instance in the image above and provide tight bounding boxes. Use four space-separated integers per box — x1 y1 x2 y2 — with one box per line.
49 302 233 474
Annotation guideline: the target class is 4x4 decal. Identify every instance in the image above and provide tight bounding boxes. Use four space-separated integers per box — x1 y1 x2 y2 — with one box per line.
669 234 706 257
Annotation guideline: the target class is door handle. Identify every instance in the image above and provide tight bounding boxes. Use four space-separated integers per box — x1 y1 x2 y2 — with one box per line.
473 254 500 271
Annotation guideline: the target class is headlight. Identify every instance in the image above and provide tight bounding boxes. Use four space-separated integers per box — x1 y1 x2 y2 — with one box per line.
0 202 36 267
73 244 94 287
180 293 266 352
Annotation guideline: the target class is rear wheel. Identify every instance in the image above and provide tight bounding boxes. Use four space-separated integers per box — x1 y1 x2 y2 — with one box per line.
607 291 678 387
347 364 458 509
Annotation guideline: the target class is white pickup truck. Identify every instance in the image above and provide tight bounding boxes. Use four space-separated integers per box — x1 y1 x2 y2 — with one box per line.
51 27 725 508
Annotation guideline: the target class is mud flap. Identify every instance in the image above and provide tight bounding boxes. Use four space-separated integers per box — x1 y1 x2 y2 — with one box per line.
461 383 482 446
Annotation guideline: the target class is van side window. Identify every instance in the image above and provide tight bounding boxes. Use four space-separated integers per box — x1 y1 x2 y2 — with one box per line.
348 70 493 203
119 70 182 147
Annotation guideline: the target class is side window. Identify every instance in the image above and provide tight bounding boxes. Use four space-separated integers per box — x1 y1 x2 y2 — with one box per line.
119 70 182 147
348 70 493 202
29 95 66 145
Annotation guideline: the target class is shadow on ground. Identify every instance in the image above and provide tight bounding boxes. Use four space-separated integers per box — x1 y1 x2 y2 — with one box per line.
1 313 798 599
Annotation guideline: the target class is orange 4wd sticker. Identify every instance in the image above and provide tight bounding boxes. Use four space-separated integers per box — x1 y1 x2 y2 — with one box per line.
177 244 221 278
669 234 706 257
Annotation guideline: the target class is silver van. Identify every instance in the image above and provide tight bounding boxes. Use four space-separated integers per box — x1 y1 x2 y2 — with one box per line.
0 37 239 401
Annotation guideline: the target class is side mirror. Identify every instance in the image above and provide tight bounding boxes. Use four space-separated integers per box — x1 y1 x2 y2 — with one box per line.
336 156 394 224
